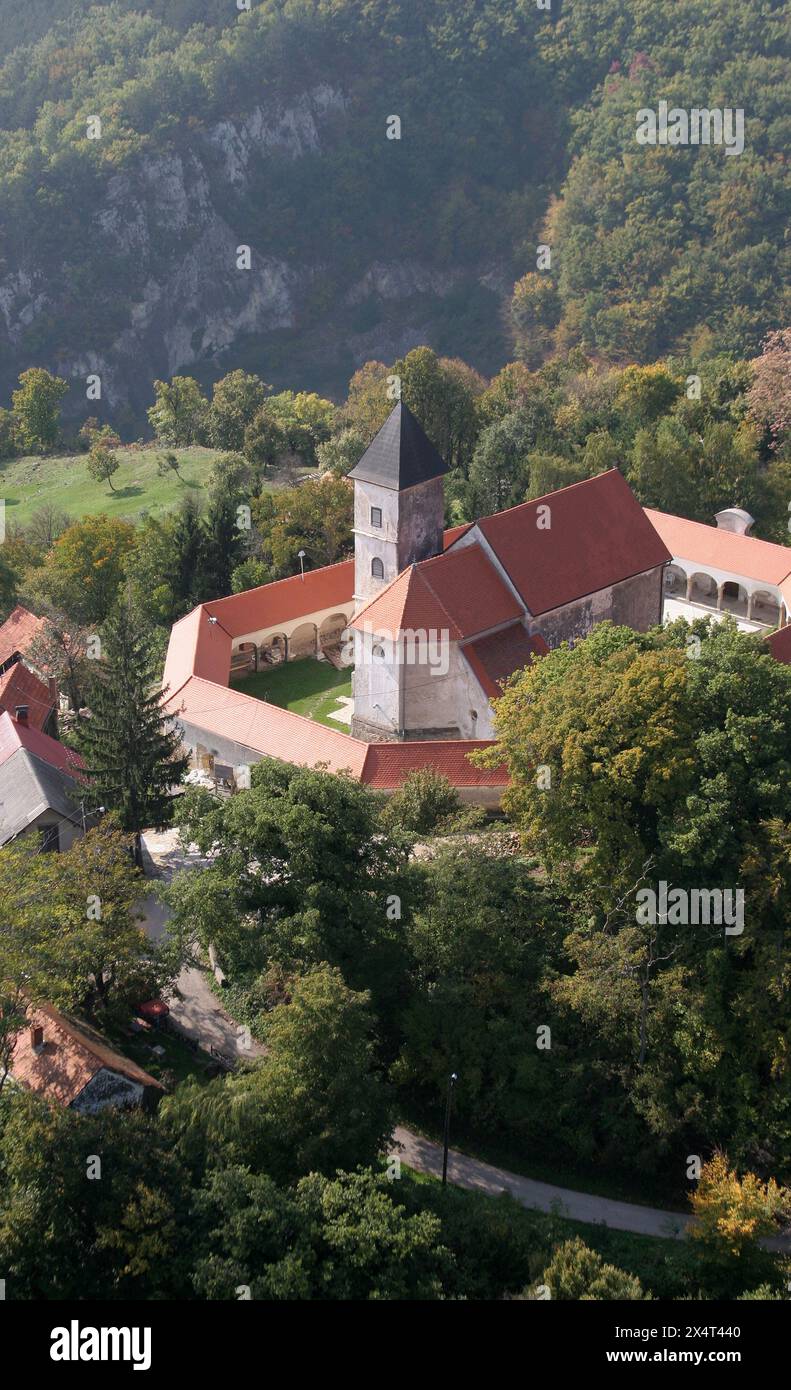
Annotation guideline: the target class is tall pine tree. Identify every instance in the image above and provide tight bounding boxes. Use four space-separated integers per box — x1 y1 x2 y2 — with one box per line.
171 494 205 610
78 601 188 865
200 490 245 601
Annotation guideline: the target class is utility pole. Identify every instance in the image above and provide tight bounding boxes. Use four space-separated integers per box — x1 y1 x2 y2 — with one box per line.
442 1071 458 1187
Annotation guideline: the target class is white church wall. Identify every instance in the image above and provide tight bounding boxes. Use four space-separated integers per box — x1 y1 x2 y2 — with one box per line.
351 632 403 739
402 640 493 740
353 476 446 607
353 478 401 604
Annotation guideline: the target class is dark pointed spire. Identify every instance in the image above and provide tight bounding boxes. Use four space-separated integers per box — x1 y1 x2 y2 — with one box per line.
348 400 449 491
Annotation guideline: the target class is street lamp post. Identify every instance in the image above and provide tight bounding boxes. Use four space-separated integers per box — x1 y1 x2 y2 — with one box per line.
298 548 306 580
441 1072 458 1187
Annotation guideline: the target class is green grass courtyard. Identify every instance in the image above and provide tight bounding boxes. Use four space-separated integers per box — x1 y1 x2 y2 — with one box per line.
231 657 353 729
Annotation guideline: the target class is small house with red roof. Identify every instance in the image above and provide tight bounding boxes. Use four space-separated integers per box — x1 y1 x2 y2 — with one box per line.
162 403 671 800
0 604 48 675
10 1004 163 1113
0 660 57 734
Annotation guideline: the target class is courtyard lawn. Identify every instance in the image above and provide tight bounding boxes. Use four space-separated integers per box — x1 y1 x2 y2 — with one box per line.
231 657 353 729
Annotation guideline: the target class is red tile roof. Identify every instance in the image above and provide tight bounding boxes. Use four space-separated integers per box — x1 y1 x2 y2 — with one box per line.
474 470 671 616
441 522 472 547
765 625 791 664
463 624 548 700
164 676 369 778
204 558 355 638
645 508 791 587
361 740 506 789
353 543 523 641
0 709 84 775
352 565 451 637
163 677 508 789
163 525 472 695
0 605 47 668
11 1003 163 1108
0 661 55 731
163 604 234 696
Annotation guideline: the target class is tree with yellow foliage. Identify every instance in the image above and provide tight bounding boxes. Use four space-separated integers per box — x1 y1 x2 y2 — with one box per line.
688 1153 789 1297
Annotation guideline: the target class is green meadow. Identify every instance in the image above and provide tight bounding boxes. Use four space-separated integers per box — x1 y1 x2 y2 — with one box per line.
1 446 254 527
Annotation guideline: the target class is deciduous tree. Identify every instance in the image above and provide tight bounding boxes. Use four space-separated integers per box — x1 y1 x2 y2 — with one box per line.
148 377 208 447
11 368 68 454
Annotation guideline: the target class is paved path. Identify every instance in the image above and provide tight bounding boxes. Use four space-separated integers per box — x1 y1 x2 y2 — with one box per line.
394 1129 791 1252
139 829 789 1251
394 1127 691 1239
138 829 265 1060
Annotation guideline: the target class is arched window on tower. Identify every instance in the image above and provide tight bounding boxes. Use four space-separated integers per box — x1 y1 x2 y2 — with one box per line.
371 557 384 579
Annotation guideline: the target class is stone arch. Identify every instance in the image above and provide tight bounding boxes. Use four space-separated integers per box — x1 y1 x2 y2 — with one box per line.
664 563 686 596
319 612 349 650
260 632 288 665
719 580 748 618
748 589 781 626
231 640 258 675
289 622 319 660
687 571 718 607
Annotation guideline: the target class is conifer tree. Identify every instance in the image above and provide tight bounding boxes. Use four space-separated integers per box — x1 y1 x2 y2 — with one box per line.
200 492 245 601
78 600 188 865
171 494 205 609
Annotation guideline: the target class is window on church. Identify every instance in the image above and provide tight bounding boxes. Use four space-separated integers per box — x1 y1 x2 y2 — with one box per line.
371 557 384 579
370 506 382 528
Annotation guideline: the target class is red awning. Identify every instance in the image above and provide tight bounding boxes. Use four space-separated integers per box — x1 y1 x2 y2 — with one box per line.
137 999 170 1020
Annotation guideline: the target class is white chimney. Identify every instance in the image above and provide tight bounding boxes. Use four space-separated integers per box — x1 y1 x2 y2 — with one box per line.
715 508 755 536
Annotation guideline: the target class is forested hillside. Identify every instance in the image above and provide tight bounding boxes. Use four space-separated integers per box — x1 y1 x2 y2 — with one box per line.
0 0 787 430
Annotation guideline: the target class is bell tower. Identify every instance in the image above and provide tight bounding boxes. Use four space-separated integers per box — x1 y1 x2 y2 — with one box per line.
349 401 450 609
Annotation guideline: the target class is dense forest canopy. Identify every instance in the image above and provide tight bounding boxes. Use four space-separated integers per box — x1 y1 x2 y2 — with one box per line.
0 1 787 422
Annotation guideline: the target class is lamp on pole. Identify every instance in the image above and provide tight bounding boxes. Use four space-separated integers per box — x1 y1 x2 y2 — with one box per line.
441 1071 458 1187
297 549 306 580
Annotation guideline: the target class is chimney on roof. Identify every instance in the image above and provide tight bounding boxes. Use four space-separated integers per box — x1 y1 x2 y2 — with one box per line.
14 705 29 724
30 1024 44 1053
715 507 755 536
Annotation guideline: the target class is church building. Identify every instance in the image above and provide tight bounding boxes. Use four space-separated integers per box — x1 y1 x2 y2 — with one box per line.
348 401 670 742
162 401 671 799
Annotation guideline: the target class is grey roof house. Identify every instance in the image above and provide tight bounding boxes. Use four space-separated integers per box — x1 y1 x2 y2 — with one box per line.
0 709 89 851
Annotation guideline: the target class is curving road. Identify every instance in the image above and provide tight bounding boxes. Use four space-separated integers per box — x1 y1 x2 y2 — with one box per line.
139 829 266 1059
140 830 789 1252
394 1126 690 1239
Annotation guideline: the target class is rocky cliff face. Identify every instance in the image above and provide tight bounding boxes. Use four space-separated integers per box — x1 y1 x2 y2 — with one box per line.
0 83 504 427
